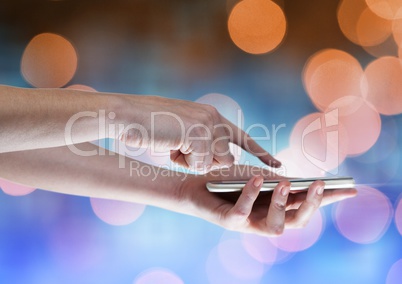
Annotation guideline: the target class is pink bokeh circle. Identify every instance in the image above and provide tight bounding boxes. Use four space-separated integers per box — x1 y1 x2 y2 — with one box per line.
386 259 402 284
0 178 36 196
333 186 392 244
134 268 184 284
90 198 146 226
241 233 294 264
325 96 381 156
206 239 265 283
268 209 325 252
395 196 402 235
289 112 348 175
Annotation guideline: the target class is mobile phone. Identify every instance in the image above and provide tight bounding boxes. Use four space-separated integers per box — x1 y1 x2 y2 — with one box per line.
206 177 355 193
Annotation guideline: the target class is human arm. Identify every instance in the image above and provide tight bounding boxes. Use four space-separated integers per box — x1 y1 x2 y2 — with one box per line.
0 84 280 170
0 144 356 235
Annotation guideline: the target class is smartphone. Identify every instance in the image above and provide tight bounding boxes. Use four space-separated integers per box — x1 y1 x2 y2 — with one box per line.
206 177 355 193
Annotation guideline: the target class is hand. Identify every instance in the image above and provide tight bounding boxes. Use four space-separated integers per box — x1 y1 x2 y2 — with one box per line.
117 96 281 171
180 165 357 236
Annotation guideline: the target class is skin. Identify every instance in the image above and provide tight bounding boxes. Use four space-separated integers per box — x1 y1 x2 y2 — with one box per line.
0 143 357 236
0 85 280 170
0 85 357 235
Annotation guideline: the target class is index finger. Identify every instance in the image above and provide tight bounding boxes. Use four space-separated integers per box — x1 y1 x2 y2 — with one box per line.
221 116 282 168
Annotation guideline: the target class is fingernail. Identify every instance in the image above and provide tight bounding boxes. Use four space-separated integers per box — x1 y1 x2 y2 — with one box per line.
281 185 290 196
253 176 263 187
316 185 324 195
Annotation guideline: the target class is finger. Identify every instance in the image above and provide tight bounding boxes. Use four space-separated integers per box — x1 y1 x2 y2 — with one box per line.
227 176 263 224
170 150 189 168
265 180 291 236
177 137 213 171
286 180 324 228
287 187 358 210
211 124 235 167
185 124 214 171
320 188 357 206
186 151 214 171
221 117 281 168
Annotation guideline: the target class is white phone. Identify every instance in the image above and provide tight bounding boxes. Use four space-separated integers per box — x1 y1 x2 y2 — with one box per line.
206 177 355 193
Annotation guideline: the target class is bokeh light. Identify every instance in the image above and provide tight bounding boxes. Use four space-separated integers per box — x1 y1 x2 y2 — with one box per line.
228 0 286 54
196 93 244 127
333 186 392 244
357 7 392 46
217 239 265 279
269 209 325 252
364 56 402 115
338 0 367 44
21 33 77 88
338 0 392 47
386 259 402 284
0 178 36 196
303 49 365 111
134 268 184 284
393 17 402 47
274 148 307 177
49 218 106 272
362 36 399 58
325 96 381 156
350 118 400 184
241 233 294 264
90 198 146 226
395 195 402 235
365 0 402 20
289 112 347 175
206 239 265 283
354 118 398 164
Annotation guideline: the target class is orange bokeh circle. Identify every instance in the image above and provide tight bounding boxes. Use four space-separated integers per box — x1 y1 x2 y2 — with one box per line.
338 0 392 47
364 56 402 115
21 33 78 88
365 0 402 20
303 49 364 111
228 0 286 54
356 6 392 46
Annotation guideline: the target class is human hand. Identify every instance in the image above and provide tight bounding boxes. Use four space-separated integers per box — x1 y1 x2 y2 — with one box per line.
117 96 281 171
180 165 357 236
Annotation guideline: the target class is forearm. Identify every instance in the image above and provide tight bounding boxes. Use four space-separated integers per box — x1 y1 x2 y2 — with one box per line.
0 143 189 213
0 85 134 153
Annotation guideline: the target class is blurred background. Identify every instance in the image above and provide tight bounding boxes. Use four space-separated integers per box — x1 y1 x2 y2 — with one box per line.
1 0 402 283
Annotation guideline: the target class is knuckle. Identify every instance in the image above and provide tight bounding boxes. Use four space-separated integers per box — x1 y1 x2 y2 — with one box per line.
205 105 219 116
226 154 235 165
231 207 249 219
272 200 286 211
200 110 214 125
269 224 284 236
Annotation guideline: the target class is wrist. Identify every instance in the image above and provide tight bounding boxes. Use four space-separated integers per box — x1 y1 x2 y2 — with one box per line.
107 93 152 141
